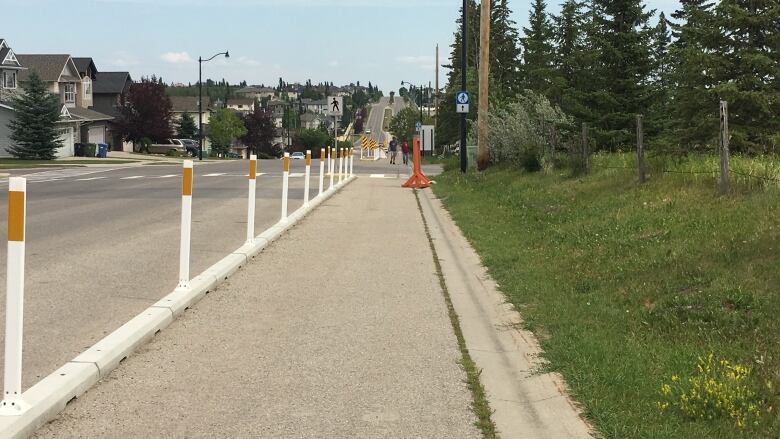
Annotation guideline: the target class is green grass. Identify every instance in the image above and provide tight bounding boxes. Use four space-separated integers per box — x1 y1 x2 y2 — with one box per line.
432 160 780 438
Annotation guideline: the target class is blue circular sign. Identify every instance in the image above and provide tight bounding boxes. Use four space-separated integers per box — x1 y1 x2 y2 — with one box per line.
456 91 470 105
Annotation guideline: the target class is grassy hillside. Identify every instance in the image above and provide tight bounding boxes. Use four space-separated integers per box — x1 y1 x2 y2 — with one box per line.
432 158 779 438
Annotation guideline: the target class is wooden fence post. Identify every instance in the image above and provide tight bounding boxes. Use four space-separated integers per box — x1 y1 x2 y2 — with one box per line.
637 114 646 183
719 101 730 195
550 124 557 163
581 122 589 171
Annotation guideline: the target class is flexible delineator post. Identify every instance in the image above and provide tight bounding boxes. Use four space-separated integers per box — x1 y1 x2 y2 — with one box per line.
281 152 290 221
1 177 30 416
246 155 257 243
178 160 194 288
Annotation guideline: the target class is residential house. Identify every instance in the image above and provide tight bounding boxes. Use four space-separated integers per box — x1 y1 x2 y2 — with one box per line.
236 86 275 100
303 98 328 115
0 39 25 156
8 53 113 157
226 98 254 115
70 57 113 147
92 71 132 151
300 112 322 130
267 99 286 128
169 96 211 150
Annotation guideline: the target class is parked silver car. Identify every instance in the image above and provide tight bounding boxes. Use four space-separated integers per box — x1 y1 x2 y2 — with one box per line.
148 139 189 155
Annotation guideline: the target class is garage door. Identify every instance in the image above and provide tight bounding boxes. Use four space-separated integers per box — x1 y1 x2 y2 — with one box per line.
56 127 74 158
88 125 105 145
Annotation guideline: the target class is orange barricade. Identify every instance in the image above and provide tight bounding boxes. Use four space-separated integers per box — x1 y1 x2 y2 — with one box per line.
402 137 431 189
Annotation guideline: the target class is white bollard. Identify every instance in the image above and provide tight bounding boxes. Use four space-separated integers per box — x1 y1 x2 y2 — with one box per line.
177 160 194 290
349 148 354 177
304 150 311 206
318 147 325 196
246 155 257 244
327 146 332 175
281 152 290 221
329 147 335 190
1 177 30 416
338 148 344 185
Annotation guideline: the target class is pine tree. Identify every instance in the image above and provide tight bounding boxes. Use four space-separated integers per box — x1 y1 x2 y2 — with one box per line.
711 0 780 153
489 0 523 98
445 0 481 87
646 12 673 138
521 0 556 96
551 0 590 119
7 71 62 160
667 0 719 149
589 0 654 147
177 111 198 139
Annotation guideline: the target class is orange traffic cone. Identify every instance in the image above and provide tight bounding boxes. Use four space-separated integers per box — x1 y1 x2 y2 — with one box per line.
402 137 431 189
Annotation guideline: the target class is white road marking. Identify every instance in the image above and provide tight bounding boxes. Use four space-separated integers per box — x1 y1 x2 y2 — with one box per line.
120 176 145 180
76 177 107 181
203 173 226 177
369 174 386 178
289 173 305 178
155 174 177 179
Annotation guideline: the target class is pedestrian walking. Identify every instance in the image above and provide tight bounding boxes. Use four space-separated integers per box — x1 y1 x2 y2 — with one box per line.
389 137 399 165
401 141 410 165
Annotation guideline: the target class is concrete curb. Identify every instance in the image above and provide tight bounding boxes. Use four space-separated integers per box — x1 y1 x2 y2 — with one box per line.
0 175 357 439
417 188 594 439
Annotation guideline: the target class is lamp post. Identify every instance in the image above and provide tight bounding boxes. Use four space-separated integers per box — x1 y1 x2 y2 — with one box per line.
198 51 229 160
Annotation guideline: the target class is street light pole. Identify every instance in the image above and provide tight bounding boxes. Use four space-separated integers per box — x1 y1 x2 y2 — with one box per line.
198 51 230 161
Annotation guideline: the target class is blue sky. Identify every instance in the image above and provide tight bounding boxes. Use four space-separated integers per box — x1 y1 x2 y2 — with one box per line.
3 0 679 93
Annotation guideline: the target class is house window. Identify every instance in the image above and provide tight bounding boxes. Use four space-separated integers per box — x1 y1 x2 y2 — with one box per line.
2 71 16 89
64 83 76 103
83 77 92 98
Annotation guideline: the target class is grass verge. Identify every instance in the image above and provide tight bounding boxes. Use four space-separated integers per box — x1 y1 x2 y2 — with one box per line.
383 108 393 131
413 189 497 438
432 162 779 438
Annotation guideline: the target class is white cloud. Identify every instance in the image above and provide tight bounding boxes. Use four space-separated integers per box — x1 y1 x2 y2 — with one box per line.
396 55 435 71
160 51 192 64
328 60 339 67
236 56 260 66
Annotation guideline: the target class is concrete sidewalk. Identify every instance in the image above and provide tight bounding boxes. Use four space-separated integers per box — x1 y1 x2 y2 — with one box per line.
32 177 480 438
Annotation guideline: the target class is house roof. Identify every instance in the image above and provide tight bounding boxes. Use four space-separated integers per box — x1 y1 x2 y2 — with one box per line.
170 96 208 113
228 98 254 107
68 106 114 122
16 54 76 82
72 57 98 79
0 47 23 69
93 71 132 94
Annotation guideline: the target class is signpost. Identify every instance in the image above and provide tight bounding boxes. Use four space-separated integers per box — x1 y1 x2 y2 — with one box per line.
456 91 470 114
327 96 343 159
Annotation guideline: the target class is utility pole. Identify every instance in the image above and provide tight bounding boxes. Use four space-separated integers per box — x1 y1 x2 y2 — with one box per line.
459 0 468 173
434 44 439 156
477 0 491 171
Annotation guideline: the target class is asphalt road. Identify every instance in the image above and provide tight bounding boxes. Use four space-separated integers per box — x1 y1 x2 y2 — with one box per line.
0 157 428 392
362 96 406 147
